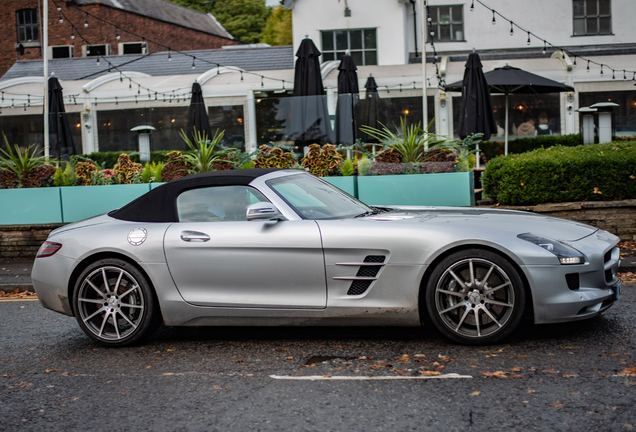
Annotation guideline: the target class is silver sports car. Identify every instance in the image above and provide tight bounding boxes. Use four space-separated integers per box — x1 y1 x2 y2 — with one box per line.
32 169 622 346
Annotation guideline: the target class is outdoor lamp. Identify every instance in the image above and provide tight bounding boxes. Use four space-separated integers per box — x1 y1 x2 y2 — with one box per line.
439 90 447 107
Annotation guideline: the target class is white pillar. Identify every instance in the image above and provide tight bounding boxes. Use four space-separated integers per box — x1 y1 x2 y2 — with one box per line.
138 133 151 163
43 1 49 159
420 0 427 130
81 101 95 154
598 112 612 144
582 115 595 145
246 91 258 153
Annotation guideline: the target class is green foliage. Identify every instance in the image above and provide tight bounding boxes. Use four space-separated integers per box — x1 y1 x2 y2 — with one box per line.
301 144 343 177
179 127 232 173
359 118 444 163
482 141 636 205
141 162 165 183
80 151 171 169
430 133 481 172
481 133 582 161
90 169 116 186
260 5 292 46
75 161 99 186
341 159 355 177
212 0 270 43
358 158 371 176
166 0 211 13
0 133 51 186
254 144 296 168
54 164 77 187
240 160 255 169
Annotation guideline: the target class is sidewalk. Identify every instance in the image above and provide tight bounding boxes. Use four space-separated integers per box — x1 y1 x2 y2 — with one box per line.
1 256 636 294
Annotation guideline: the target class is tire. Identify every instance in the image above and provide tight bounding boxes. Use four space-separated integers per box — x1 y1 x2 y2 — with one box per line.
72 258 162 347
425 249 526 345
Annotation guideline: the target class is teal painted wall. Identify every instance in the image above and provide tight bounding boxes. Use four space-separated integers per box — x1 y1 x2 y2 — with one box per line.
357 172 474 207
0 188 63 225
60 184 151 222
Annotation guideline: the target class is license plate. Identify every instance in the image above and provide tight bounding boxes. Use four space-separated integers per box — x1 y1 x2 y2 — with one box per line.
613 281 622 301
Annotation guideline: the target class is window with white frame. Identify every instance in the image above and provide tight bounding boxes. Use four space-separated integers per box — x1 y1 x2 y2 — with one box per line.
16 9 39 43
82 45 111 57
573 0 611 35
427 5 464 42
50 46 75 59
321 29 377 65
119 42 147 55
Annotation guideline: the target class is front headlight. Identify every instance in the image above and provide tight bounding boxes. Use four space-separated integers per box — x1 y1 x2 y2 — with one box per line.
518 233 586 265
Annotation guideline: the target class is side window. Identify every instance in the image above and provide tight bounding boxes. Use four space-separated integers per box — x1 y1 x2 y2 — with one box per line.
177 185 270 222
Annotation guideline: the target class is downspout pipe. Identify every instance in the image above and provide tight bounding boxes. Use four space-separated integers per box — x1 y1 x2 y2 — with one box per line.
410 0 418 59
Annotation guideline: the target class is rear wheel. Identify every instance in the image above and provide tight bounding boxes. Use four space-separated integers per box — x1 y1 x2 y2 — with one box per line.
425 249 526 345
72 258 162 347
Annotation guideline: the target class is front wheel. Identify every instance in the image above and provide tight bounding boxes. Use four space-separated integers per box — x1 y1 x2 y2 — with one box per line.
425 249 526 345
72 258 162 347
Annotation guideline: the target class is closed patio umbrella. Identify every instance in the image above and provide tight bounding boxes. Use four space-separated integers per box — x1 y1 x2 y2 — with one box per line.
446 65 574 154
48 77 76 159
358 75 381 143
187 82 213 144
334 54 360 145
289 38 334 149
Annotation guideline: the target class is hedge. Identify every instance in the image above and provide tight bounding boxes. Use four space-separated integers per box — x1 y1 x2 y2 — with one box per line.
482 141 636 205
480 133 582 161
80 151 172 168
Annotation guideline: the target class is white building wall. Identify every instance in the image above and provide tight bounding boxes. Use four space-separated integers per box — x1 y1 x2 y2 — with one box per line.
290 0 410 66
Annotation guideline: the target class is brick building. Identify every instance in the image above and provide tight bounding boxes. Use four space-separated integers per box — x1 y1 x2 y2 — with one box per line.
0 0 241 78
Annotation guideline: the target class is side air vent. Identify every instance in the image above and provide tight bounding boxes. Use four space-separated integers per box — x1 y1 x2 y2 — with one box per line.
345 255 386 295
565 273 580 291
348 280 373 296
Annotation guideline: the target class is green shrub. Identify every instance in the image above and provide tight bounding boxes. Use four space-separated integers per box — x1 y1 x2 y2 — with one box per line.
358 158 371 176
82 151 172 169
341 159 355 176
482 141 636 205
480 134 582 161
301 144 343 177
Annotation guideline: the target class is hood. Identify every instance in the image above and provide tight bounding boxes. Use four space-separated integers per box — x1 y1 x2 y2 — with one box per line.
366 207 597 243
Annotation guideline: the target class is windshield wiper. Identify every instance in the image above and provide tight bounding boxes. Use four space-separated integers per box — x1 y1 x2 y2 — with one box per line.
354 209 379 218
371 206 392 213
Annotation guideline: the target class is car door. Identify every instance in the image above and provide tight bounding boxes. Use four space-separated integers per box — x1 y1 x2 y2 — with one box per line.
163 185 327 309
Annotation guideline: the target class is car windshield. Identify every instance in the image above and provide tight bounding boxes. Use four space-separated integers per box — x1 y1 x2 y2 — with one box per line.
266 174 374 220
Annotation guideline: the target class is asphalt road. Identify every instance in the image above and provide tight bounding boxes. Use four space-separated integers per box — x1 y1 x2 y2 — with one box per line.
1 286 636 432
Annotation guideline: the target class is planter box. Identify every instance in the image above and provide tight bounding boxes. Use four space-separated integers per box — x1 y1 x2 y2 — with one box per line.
0 187 63 225
60 184 151 222
321 176 357 197
357 171 474 207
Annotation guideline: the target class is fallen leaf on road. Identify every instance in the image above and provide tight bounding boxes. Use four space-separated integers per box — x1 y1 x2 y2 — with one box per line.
393 369 408 376
419 371 441 376
618 367 636 377
471 391 480 396
233 359 245 363
511 367 522 372
18 382 32 388
563 371 579 378
283 357 292 361
322 374 332 378
541 368 559 374
162 373 175 376
45 369 60 373
551 402 564 408
414 354 426 358
2 374 18 378
528 390 538 393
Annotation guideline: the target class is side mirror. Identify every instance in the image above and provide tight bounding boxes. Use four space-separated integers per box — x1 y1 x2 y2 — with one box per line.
246 202 284 222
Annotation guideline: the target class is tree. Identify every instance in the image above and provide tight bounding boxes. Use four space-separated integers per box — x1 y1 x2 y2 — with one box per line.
167 0 213 13
211 0 270 44
260 6 292 46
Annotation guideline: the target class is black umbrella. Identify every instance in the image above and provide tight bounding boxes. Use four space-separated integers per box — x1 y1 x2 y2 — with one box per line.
446 65 574 154
289 38 334 148
334 54 359 145
187 82 212 144
48 77 76 159
358 75 381 143
456 53 497 142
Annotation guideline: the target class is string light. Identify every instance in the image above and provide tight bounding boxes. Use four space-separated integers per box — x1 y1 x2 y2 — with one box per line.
70 27 75 39
526 31 531 45
509 21 514 36
573 55 577 66
612 69 615 80
240 71 243 81
491 10 496 25
59 13 63 24
261 76 264 87
115 27 120 40
587 60 590 73
542 40 547 55
96 57 100 66
191 57 196 69
84 13 89 27
600 64 604 75
138 84 141 94
470 0 474 11
168 49 172 61
57 3 61 11
115 96 118 105
623 70 627 80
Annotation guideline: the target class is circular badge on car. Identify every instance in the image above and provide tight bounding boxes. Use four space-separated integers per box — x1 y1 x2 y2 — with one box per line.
127 228 147 246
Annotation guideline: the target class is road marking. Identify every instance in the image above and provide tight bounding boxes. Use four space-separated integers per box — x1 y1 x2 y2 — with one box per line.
0 298 39 302
270 373 472 380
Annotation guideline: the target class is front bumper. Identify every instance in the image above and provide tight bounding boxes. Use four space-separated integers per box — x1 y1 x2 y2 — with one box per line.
522 233 620 324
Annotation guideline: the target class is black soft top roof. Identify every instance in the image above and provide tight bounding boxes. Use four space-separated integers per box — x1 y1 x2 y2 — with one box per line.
110 168 284 223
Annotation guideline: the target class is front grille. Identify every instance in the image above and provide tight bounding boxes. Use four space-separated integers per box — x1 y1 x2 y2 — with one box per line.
347 280 372 295
364 255 386 263
356 266 380 277
565 273 580 291
604 247 619 284
604 250 612 263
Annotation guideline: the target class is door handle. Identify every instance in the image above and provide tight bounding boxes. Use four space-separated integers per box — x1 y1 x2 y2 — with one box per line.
180 231 210 242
